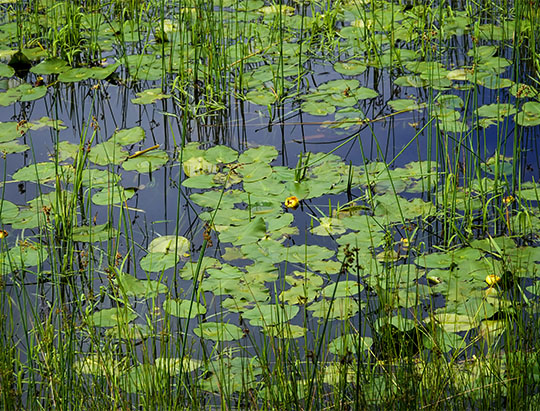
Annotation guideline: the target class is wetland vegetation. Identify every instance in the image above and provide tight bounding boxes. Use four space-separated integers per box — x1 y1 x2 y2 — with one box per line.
1 0 540 409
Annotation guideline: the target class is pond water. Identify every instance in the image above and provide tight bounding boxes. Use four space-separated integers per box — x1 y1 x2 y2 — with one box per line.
1 0 540 408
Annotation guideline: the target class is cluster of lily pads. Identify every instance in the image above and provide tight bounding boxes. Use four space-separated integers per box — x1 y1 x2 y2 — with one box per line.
1 0 540 406
2 127 540 398
0 0 538 133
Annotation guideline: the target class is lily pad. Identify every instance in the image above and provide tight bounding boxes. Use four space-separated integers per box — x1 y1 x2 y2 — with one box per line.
86 307 137 328
193 322 244 341
91 187 135 205
131 88 171 104
30 58 69 75
163 299 206 318
117 273 168 298
111 126 145 145
122 150 169 172
334 60 367 75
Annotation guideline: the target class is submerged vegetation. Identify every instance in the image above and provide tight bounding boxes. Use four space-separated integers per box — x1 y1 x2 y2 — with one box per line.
1 0 540 408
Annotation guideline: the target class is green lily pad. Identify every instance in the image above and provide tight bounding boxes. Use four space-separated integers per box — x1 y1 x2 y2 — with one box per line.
312 217 346 236
285 245 335 263
320 280 363 298
131 88 171 104
308 297 359 320
334 60 367 75
149 235 190 257
0 200 19 222
0 242 48 273
423 328 466 352
0 63 15 77
242 304 299 326
163 299 206 318
88 141 127 165
238 146 278 164
111 126 145 145
91 187 135 205
388 98 425 112
122 150 169 172
86 307 137 328
0 140 29 154
246 88 276 105
262 324 306 339
204 145 238 164
182 174 220 189
12 162 58 182
193 322 244 341
328 334 373 355
0 87 22 106
183 156 217 177
72 223 116 242
18 84 47 102
301 100 335 116
218 216 266 245
30 58 69 75
140 252 181 272
431 313 479 332
117 273 168 298
58 67 95 82
0 121 25 142
237 162 273 183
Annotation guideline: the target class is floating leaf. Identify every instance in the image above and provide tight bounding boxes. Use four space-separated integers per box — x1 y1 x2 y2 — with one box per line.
204 145 238 164
58 67 95 82
0 63 15 77
0 121 25 142
246 88 276 105
431 313 479 332
301 100 335 116
237 162 273 183
74 354 122 377
30 58 69 75
242 304 299 326
0 243 48 273
334 60 367 75
131 88 171 104
0 140 29 154
328 334 373 355
0 200 19 222
238 146 278 164
91 187 135 205
218 216 266 245
111 126 145 145
163 299 206 318
12 162 58 182
18 84 47 102
122 150 168 172
149 235 190 257
154 357 202 374
72 223 116 242
86 307 137 327
88 141 127 165
308 297 359 320
183 156 217 177
116 273 168 298
193 322 244 341
262 324 306 339
285 245 335 263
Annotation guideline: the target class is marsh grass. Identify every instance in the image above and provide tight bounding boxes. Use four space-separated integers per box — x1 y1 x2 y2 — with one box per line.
1 0 540 409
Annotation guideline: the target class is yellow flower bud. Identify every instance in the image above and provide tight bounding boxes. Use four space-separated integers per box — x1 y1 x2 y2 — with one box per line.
485 274 501 286
284 196 299 210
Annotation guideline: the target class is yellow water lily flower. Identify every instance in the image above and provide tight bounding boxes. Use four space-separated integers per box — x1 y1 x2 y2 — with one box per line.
285 196 299 210
0 229 7 239
485 274 501 286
